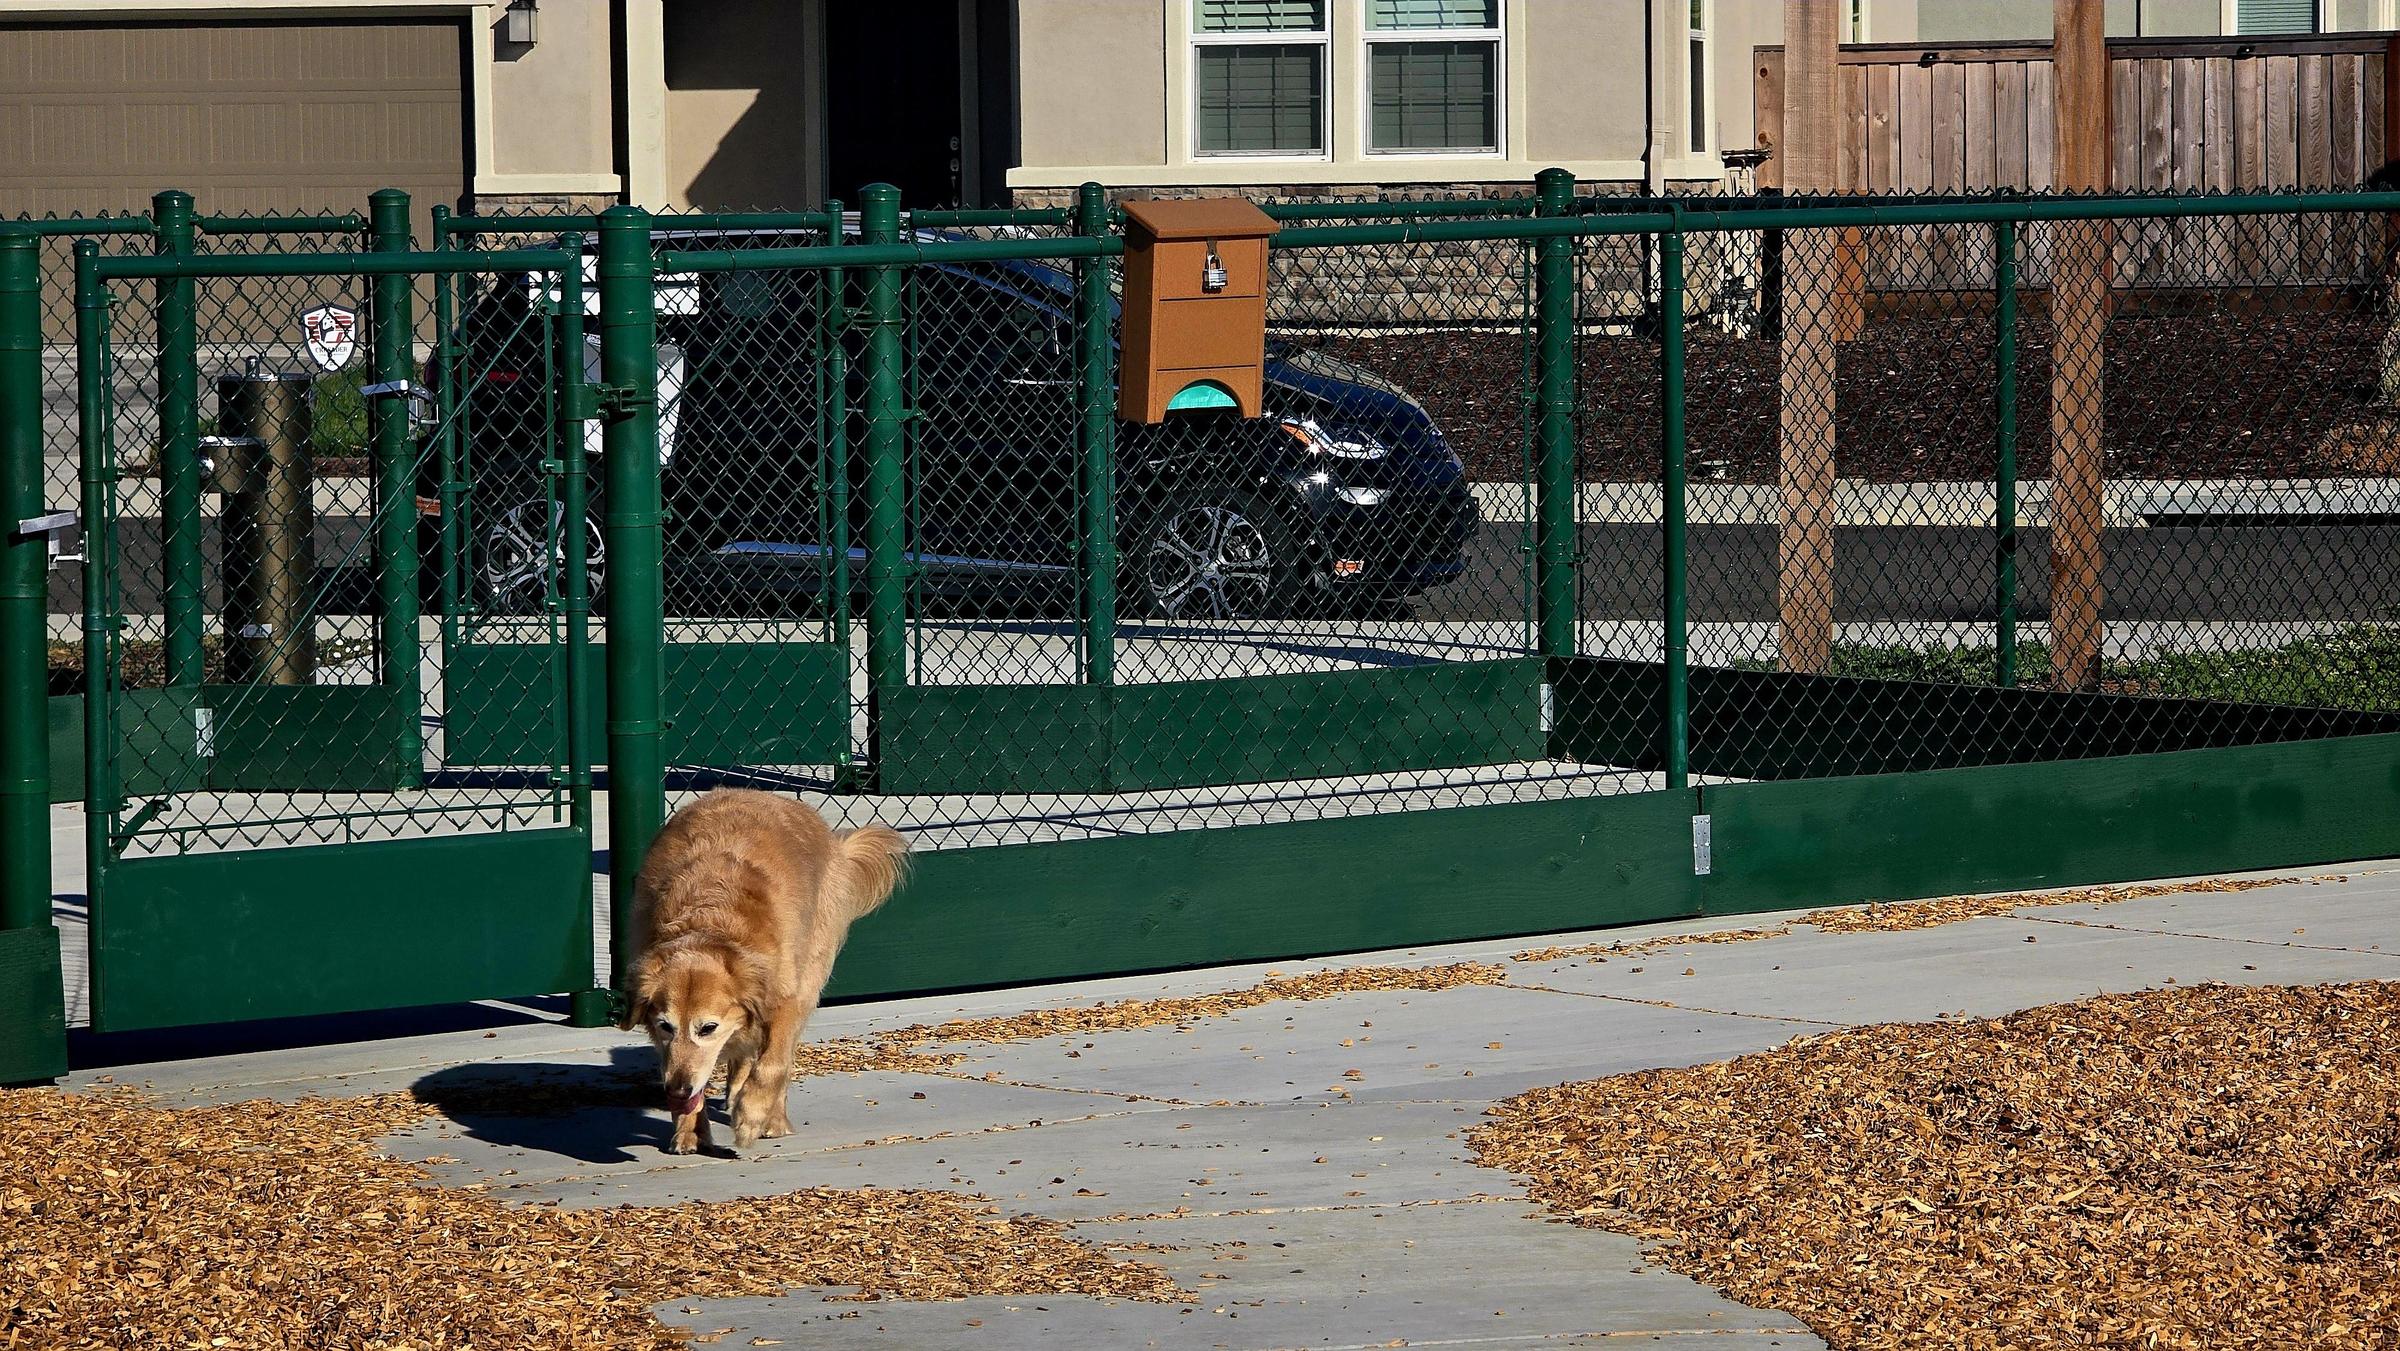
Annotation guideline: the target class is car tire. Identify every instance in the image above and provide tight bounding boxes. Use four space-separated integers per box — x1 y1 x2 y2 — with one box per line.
1125 492 1306 621
472 491 606 616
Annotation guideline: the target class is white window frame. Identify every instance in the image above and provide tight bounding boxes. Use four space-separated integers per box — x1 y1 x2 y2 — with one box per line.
1687 0 1715 157
2218 0 2397 32
1848 0 1871 43
1188 2 1333 162
1360 2 1507 159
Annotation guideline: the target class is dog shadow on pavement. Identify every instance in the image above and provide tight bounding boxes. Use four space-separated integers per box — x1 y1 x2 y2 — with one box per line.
408 1045 672 1165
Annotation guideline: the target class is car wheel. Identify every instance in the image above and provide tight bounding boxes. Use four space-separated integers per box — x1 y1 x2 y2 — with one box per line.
1129 494 1303 621
475 495 606 615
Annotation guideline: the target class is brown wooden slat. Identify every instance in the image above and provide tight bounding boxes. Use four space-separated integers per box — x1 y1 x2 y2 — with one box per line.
2299 53 2332 189
1866 61 1899 289
2171 57 2203 191
1966 58 1997 192
2237 55 2268 187
2203 57 2235 285
1931 60 1966 287
2266 56 2300 188
1840 64 1868 191
1900 61 1934 191
2110 59 2141 192
1869 62 1900 192
2373 47 2392 170
1995 62 2030 189
2332 53 2352 185
2029 60 2057 190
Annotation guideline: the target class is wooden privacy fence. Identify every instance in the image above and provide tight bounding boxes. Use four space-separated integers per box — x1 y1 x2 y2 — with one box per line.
1754 34 2400 289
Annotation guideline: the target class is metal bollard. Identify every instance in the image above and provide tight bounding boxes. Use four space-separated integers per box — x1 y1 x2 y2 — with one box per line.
213 369 317 686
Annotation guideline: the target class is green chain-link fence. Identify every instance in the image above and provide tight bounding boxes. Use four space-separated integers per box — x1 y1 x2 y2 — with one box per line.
11 182 2400 1079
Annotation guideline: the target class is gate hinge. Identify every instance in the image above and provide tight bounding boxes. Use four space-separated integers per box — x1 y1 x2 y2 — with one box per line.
1691 813 1712 877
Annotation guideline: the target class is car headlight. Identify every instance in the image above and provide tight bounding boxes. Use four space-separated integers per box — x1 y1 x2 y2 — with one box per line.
1278 417 1387 461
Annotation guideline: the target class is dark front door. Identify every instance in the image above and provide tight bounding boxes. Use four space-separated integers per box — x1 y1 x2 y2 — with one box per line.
825 0 965 206
823 0 1017 207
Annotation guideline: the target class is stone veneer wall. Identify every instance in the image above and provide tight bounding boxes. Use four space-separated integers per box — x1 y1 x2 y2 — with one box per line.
466 192 622 217
1012 182 1720 331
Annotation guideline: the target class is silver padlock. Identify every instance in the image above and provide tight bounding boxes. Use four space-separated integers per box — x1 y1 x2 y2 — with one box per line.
1202 241 1229 293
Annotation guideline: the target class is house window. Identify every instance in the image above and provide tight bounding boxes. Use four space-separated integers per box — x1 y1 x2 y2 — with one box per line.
1192 0 1329 157
1848 0 1869 42
2229 0 2317 30
1364 1 1503 155
1688 0 1712 154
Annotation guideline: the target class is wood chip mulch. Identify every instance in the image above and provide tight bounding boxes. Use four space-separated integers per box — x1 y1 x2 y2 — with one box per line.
0 1087 1185 1350
1511 874 2335 964
1472 980 2400 1351
793 962 1509 1079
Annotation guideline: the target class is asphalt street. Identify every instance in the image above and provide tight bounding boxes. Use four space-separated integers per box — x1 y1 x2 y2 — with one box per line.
56 517 2400 624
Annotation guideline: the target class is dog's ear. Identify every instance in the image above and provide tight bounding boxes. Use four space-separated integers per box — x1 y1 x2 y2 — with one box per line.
619 958 661 1032
732 948 780 1031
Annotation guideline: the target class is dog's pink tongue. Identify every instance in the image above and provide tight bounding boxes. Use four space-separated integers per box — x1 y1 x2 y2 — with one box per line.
674 1090 704 1117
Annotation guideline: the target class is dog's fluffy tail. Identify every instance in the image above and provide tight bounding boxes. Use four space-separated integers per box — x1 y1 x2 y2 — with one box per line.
826 823 909 923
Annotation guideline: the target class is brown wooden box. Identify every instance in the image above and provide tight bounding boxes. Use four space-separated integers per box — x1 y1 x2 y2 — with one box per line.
1117 198 1281 424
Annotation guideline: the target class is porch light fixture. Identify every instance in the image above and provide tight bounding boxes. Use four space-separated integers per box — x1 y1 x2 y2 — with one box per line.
504 0 537 46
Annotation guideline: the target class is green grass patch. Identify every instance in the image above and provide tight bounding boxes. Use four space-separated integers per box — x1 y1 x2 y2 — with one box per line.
1732 626 2400 712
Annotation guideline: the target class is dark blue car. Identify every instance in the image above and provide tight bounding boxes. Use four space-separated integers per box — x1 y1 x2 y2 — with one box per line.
445 230 1475 619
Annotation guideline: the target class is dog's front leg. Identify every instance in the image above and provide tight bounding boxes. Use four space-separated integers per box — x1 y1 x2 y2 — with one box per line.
732 999 805 1150
667 1101 715 1155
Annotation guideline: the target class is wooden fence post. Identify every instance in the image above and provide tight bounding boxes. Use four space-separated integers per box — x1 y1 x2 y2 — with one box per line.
2052 0 2110 691
1778 0 1840 675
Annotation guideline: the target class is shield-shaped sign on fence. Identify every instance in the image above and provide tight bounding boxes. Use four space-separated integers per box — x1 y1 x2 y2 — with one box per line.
300 303 359 372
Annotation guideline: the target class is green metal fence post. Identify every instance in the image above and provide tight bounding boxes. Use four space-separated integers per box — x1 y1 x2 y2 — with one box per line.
555 234 609 1028
1993 218 2020 689
859 183 908 783
1532 167 1578 659
598 206 665 997
368 189 423 785
821 199 857 791
74 241 116 1043
151 190 205 688
1660 221 1690 792
0 226 67 1082
430 202 463 649
1075 181 1117 686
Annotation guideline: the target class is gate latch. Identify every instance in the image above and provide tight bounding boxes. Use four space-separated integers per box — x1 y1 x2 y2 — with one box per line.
362 379 438 427
579 383 655 420
13 509 82 569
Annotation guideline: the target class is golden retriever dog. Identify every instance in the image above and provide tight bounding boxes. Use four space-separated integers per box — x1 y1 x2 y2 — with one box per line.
622 789 908 1154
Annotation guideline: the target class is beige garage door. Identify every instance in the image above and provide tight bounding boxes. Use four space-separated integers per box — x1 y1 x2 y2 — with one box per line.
0 19 464 221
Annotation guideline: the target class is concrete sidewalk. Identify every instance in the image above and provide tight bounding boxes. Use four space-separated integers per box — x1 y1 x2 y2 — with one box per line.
65 863 2400 1350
